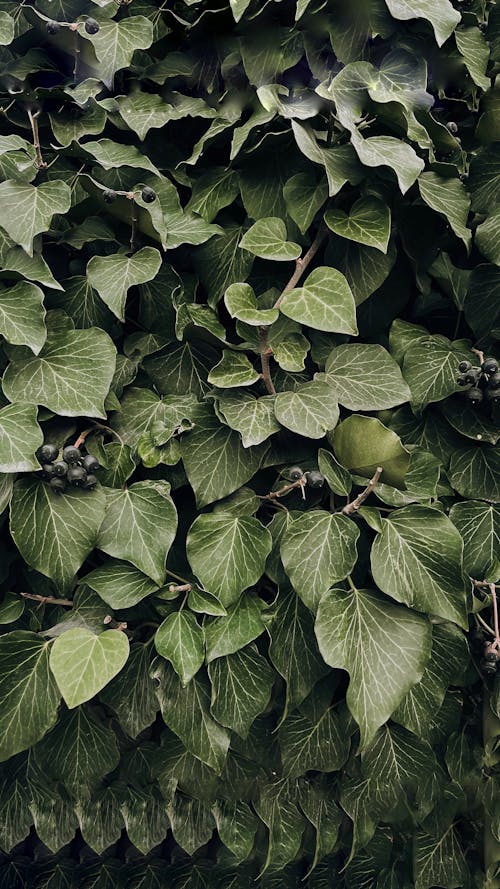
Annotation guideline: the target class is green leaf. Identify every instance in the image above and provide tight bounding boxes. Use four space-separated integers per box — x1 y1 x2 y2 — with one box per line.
187 513 272 607
268 588 329 716
351 134 424 194
180 403 268 507
239 218 301 261
413 826 468 889
450 501 500 578
274 380 339 439
0 592 24 625
392 623 469 740
224 283 279 326
254 779 306 872
401 335 471 411
469 147 500 213
84 560 160 609
475 208 500 265
0 282 46 353
318 448 352 497
187 168 240 223
0 180 71 256
2 315 116 419
207 350 260 388
209 643 275 737
153 659 230 773
194 226 255 309
76 786 124 854
49 628 129 709
86 248 162 321
280 266 358 334
315 586 431 748
204 596 266 662
333 416 410 487
0 11 14 44
371 505 468 628
10 479 106 593
216 392 281 448
212 800 258 861
324 344 410 410
33 705 119 799
283 173 328 234
121 788 169 854
155 610 204 686
188 586 227 616
448 445 500 501
167 795 215 855
82 139 161 176
81 17 155 87
383 0 460 46
325 237 397 305
0 403 42 473
281 511 359 611
0 632 60 761
49 102 107 148
442 395 500 446
291 122 363 196
97 480 178 586
111 91 179 140
279 706 351 777
418 173 471 249
325 197 391 253
99 642 158 738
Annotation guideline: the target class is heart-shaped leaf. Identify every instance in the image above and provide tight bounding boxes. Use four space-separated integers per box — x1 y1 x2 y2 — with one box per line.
81 17 155 88
0 403 42 473
207 351 260 388
87 248 162 321
333 416 410 487
239 218 301 261
324 344 411 410
274 379 339 439
0 282 46 353
49 628 130 709
0 180 71 256
224 283 279 326
324 197 391 253
155 611 204 686
280 267 357 333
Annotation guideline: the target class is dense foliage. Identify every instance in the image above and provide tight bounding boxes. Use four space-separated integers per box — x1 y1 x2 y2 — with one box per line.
0 0 499 885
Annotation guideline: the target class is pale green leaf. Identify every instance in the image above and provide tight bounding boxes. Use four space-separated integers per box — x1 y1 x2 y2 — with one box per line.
325 197 391 253
87 248 162 321
383 0 460 46
418 173 471 249
99 642 158 738
455 26 491 91
224 283 279 326
209 643 275 737
283 173 328 234
315 586 431 748
274 379 339 439
49 628 130 709
0 403 42 473
371 505 468 628
204 595 266 662
449 501 500 578
155 611 204 685
187 167 240 222
0 180 71 256
352 133 424 193
82 17 155 87
81 138 160 176
475 208 500 265
0 282 46 353
448 445 500 502
97 480 178 586
324 344 410 410
333 415 410 487
239 218 301 261
401 335 471 411
216 392 281 447
0 632 60 761
207 350 260 388
10 479 106 593
318 448 352 497
280 266 357 334
279 706 351 777
281 511 359 610
2 316 116 419
84 560 160 609
0 11 14 44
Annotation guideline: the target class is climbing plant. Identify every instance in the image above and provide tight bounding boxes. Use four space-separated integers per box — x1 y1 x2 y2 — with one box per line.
0 0 498 886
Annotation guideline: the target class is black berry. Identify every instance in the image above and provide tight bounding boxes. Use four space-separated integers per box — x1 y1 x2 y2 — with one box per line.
83 473 98 490
84 18 100 35
103 189 118 204
458 360 471 373
481 659 497 675
466 387 483 404
485 389 500 404
36 443 58 464
53 461 68 478
62 446 81 464
488 373 500 390
482 358 499 375
83 454 100 472
49 478 66 494
289 466 304 481
484 651 499 663
67 465 87 486
456 374 469 387
305 471 325 488
42 464 56 479
141 186 156 203
46 21 60 35
464 370 481 384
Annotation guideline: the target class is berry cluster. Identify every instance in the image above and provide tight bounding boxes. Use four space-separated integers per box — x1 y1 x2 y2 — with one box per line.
289 466 325 488
47 18 100 35
456 358 500 408
103 186 156 204
480 643 500 677
35 444 100 494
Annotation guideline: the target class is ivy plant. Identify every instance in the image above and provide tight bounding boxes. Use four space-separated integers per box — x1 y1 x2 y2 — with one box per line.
0 0 498 886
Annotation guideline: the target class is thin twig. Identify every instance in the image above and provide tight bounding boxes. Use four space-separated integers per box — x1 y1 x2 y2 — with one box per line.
475 613 495 637
259 477 306 501
473 580 500 589
20 592 72 607
341 467 383 515
130 197 137 252
259 327 276 395
274 224 328 309
168 583 192 593
471 347 485 366
490 583 500 647
165 568 192 585
73 30 80 84
28 109 46 169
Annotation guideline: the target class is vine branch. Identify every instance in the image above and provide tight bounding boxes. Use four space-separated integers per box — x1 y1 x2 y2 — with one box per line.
259 327 276 395
28 109 46 170
20 592 72 607
341 467 383 515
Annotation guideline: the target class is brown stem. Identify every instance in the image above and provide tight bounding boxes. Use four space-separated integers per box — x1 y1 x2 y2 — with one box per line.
168 583 192 593
103 616 128 631
28 109 46 170
274 224 328 309
473 580 500 589
74 428 93 449
341 467 383 515
490 583 500 647
20 592 72 607
165 568 192 585
476 613 496 637
73 30 80 83
472 347 485 365
130 197 137 253
259 327 276 395
259 477 306 501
